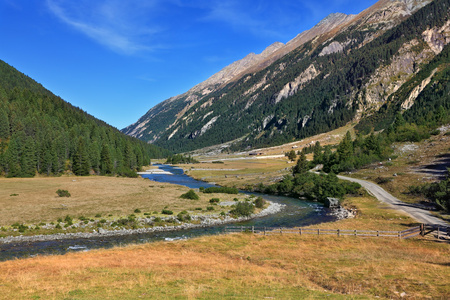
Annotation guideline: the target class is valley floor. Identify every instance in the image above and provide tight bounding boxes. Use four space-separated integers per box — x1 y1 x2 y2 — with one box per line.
0 194 448 299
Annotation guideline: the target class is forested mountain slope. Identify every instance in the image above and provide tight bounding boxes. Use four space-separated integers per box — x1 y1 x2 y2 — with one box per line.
124 0 449 154
0 60 170 177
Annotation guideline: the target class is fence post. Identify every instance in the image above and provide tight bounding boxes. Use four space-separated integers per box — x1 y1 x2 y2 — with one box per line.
377 231 379 237
420 224 424 236
299 228 302 235
317 229 320 235
398 231 401 239
337 229 340 237
280 227 282 235
252 226 254 234
437 227 440 239
354 230 357 237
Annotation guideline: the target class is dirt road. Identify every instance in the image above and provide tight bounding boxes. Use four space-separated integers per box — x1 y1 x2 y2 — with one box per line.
337 175 448 226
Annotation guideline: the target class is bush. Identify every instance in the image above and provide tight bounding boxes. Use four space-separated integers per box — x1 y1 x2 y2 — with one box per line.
64 215 73 225
161 209 173 215
177 211 191 222
230 202 254 217
206 206 214 211
203 187 239 194
95 214 102 218
180 190 200 200
56 189 71 197
134 208 141 213
209 198 220 204
254 196 266 208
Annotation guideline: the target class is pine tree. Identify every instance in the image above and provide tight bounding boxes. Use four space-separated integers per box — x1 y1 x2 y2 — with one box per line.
100 144 113 175
293 151 309 175
72 138 90 176
0 109 9 140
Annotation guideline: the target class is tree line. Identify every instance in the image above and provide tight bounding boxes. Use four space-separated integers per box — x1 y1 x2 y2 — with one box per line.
0 60 170 177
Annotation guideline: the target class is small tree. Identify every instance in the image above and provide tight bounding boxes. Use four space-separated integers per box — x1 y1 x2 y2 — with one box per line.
56 189 71 197
287 150 297 161
180 189 199 200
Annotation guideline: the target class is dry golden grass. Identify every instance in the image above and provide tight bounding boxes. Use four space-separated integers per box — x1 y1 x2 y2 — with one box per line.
0 228 448 299
0 176 248 227
180 158 292 188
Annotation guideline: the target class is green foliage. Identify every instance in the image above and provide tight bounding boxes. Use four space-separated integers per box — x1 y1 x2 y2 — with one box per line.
286 150 297 161
149 0 450 153
407 170 450 212
134 209 141 213
177 211 191 222
202 186 239 194
260 170 361 204
0 59 171 178
229 202 255 217
180 189 200 200
161 209 173 215
206 206 214 211
56 189 71 197
254 196 265 208
209 198 220 203
165 154 199 164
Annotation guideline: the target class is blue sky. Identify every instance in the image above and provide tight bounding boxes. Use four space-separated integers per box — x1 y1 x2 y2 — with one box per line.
0 0 377 129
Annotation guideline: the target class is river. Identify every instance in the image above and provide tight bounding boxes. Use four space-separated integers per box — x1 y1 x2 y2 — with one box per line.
0 165 335 261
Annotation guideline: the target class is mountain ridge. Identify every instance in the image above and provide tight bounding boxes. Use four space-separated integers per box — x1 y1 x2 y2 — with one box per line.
123 0 449 154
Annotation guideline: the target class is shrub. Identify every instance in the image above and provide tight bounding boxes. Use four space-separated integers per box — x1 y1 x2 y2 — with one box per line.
161 209 173 215
209 198 220 203
134 208 141 213
95 214 102 218
254 196 266 208
56 189 71 197
180 190 200 200
375 177 393 184
18 224 28 233
177 211 191 222
55 224 62 229
195 207 202 210
64 215 73 225
153 217 162 223
229 202 254 217
206 206 214 211
203 187 239 194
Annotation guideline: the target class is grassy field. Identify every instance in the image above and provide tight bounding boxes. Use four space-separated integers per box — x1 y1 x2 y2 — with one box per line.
0 194 448 299
180 158 292 189
0 176 250 232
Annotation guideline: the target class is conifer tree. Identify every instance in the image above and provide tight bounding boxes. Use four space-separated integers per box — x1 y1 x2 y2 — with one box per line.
72 138 90 176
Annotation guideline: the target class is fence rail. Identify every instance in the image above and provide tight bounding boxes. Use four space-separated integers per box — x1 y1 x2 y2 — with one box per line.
225 224 449 240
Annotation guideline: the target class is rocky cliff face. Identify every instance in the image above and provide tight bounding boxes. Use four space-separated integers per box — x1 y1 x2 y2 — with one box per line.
123 0 449 153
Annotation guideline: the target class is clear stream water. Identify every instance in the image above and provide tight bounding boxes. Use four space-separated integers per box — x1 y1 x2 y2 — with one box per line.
0 165 335 261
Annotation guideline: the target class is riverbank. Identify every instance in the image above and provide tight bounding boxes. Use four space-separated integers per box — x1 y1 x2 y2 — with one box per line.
1 194 448 299
0 201 285 245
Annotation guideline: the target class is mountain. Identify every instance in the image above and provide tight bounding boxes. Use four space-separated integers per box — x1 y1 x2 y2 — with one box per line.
0 60 170 177
123 0 449 153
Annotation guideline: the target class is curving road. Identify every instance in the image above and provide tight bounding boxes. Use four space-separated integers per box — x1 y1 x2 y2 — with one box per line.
337 175 448 226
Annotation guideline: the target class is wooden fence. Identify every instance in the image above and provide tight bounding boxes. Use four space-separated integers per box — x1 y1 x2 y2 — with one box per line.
224 224 449 240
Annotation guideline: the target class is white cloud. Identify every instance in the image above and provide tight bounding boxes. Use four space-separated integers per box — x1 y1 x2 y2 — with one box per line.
46 0 161 55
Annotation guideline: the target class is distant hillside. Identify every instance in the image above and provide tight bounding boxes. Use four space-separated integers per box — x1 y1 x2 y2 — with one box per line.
123 0 449 154
0 60 170 177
